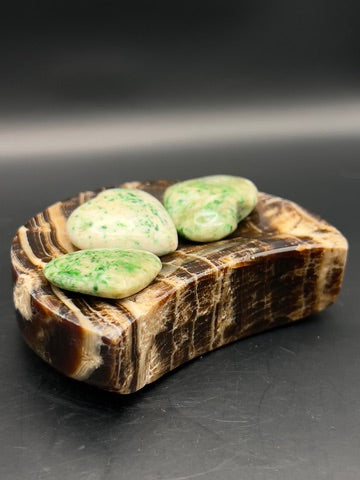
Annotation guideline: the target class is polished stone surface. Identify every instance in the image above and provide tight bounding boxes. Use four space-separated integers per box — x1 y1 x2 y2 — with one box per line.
14 181 347 392
67 188 178 256
43 248 162 299
163 175 258 242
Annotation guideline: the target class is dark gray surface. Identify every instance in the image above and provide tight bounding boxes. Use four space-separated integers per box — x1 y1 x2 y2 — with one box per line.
1 142 359 479
2 1 360 118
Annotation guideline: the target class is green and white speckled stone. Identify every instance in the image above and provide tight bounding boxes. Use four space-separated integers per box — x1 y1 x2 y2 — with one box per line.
67 188 178 256
163 175 258 242
43 248 162 299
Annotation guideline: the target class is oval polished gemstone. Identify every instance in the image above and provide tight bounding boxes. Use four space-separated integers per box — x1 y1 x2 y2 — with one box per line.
163 175 258 242
43 248 162 299
66 188 178 256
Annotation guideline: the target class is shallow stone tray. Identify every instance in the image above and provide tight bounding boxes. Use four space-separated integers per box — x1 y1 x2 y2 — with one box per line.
11 180 348 393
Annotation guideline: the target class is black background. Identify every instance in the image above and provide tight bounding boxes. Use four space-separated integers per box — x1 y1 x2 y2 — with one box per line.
1 1 360 116
1 2 360 479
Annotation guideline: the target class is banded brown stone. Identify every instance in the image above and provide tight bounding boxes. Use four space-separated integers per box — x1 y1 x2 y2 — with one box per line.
11 181 348 393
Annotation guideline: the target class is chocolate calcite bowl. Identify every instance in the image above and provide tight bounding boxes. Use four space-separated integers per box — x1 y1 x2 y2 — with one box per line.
11 180 348 394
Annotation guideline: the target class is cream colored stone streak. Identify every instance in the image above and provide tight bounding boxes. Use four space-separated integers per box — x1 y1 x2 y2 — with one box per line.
50 286 103 380
45 202 77 253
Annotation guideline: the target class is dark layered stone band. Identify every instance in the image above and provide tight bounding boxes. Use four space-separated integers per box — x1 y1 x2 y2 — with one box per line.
11 180 348 393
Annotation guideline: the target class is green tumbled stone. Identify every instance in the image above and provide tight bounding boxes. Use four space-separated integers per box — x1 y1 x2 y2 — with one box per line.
163 175 258 242
43 249 162 299
67 188 178 256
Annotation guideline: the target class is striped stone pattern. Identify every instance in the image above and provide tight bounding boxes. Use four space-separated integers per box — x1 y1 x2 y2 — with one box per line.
11 181 348 393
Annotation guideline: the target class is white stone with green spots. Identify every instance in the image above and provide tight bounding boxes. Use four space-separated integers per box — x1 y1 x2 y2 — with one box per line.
163 175 258 242
67 188 178 256
43 248 162 299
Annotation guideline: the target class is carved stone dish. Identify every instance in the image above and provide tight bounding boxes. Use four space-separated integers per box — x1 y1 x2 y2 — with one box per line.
11 181 348 393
